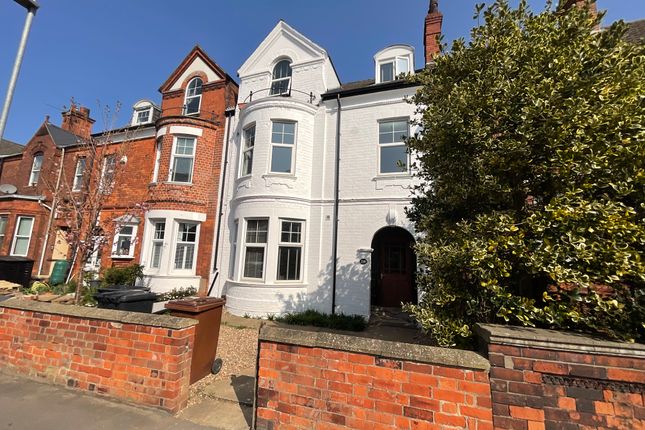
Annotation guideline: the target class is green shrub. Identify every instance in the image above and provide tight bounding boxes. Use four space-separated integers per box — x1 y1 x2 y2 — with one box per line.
101 264 144 287
276 310 367 331
405 1 645 347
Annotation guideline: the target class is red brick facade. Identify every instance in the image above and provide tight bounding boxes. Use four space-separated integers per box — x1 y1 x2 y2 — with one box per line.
0 299 196 412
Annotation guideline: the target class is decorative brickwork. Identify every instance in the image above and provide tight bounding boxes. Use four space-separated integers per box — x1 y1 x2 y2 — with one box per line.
255 325 493 430
478 324 645 430
0 299 196 413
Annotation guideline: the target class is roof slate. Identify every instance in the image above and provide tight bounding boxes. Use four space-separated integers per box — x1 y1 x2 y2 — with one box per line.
45 123 83 148
624 19 645 45
0 138 23 157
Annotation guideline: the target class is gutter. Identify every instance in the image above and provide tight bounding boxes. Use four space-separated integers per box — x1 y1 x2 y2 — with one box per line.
38 147 65 276
321 79 418 101
331 94 342 315
207 106 235 297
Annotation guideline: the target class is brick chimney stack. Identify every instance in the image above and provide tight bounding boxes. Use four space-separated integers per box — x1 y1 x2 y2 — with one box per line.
562 0 597 15
61 104 95 139
424 0 443 64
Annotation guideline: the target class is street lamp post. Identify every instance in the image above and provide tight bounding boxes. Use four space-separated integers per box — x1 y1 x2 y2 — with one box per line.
0 0 40 142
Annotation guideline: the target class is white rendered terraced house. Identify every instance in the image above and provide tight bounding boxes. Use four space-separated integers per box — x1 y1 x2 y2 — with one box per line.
210 3 444 318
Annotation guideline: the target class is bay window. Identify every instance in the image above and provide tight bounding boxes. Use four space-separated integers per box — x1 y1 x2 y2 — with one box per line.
175 222 197 270
11 216 34 256
170 136 195 183
243 219 268 279
241 125 255 176
270 121 295 173
150 220 166 269
277 220 303 281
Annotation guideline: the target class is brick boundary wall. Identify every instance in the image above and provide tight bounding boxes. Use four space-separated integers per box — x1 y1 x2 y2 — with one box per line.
0 299 197 413
255 324 493 430
477 324 645 430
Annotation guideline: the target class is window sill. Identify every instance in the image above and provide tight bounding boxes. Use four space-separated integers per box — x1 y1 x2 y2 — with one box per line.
111 255 135 260
372 173 412 180
262 173 297 179
236 175 252 182
162 181 193 186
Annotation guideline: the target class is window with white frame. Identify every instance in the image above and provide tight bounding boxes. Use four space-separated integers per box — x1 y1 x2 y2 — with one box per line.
174 222 197 270
184 77 203 115
241 125 255 176
229 220 238 279
152 137 162 182
270 121 295 173
149 220 166 269
0 215 7 250
28 153 43 186
378 57 410 83
277 220 303 281
86 234 104 270
72 158 86 191
100 154 117 194
243 219 268 279
270 60 292 95
112 224 137 258
378 119 409 174
170 137 195 183
11 216 34 256
135 108 151 124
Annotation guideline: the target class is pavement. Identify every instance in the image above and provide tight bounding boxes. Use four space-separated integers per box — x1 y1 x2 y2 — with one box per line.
0 372 248 430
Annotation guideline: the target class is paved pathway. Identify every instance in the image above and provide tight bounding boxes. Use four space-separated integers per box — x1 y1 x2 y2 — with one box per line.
0 372 218 430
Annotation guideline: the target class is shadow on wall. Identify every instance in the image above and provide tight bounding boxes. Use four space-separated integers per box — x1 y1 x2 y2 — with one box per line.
275 255 371 316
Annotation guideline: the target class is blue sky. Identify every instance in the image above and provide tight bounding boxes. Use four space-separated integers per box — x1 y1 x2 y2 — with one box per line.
0 0 643 144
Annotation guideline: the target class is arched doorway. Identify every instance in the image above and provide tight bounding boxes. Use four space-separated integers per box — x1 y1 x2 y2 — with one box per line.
370 227 416 308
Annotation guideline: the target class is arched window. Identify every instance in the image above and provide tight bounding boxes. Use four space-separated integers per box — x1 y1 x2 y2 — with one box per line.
184 77 203 115
28 152 43 186
270 60 292 95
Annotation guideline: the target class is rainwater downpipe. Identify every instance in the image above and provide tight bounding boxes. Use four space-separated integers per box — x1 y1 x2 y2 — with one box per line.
331 94 342 315
38 146 65 276
207 108 234 297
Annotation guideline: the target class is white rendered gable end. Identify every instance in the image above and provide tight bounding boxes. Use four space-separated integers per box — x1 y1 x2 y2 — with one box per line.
169 57 223 91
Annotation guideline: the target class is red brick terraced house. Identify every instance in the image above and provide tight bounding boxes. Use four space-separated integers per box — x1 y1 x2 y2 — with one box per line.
0 46 238 293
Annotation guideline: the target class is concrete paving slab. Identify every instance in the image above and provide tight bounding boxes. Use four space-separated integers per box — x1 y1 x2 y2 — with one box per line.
0 372 217 430
202 375 255 406
177 399 251 430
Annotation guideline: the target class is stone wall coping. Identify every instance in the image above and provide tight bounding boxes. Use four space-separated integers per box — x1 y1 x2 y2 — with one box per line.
259 323 490 371
0 299 197 330
476 324 645 358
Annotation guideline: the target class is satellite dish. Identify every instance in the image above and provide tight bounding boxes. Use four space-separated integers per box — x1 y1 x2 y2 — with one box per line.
0 184 17 194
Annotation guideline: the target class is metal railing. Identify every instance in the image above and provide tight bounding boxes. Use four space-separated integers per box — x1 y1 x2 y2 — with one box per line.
244 87 316 104
159 106 220 123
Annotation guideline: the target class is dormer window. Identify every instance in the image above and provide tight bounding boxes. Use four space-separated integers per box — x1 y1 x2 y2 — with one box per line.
131 100 160 126
136 109 150 124
374 45 415 84
270 60 292 95
379 57 410 83
184 77 203 115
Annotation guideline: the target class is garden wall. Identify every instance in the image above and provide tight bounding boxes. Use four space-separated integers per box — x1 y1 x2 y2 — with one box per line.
0 298 196 413
478 324 645 430
255 324 493 430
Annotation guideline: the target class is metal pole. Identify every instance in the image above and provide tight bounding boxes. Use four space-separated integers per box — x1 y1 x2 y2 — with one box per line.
0 6 37 142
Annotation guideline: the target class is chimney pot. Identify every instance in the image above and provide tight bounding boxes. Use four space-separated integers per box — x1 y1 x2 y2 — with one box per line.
424 0 443 64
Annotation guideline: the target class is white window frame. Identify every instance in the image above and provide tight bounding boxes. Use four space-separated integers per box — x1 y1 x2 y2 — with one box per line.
229 220 239 280
149 219 166 270
135 108 151 125
99 154 117 194
269 60 292 96
85 235 104 271
111 224 138 259
169 136 195 183
276 219 304 282
152 137 162 183
173 221 199 271
10 216 34 257
240 124 255 177
269 120 296 174
0 215 9 251
242 218 268 281
378 118 410 175
377 56 411 83
28 154 43 186
184 77 203 115
72 157 86 191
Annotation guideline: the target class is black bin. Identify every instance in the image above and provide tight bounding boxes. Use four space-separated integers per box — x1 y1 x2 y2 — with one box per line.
95 289 157 313
0 256 34 288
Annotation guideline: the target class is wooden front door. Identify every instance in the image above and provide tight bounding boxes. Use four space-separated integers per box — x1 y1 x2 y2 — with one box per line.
372 227 416 308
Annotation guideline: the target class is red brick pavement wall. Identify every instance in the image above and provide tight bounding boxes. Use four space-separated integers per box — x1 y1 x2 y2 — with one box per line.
487 343 645 430
255 341 494 430
0 305 195 413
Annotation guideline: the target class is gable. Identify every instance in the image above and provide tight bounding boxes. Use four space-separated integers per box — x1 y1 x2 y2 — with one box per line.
159 46 228 93
237 21 329 78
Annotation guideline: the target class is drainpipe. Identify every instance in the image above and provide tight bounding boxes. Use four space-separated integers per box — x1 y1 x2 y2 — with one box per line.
207 107 235 297
38 146 64 276
331 94 342 315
